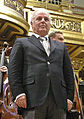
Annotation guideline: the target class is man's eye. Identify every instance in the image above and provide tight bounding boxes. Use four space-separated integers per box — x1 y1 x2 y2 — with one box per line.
36 17 42 21
36 17 49 21
59 38 63 41
44 18 49 21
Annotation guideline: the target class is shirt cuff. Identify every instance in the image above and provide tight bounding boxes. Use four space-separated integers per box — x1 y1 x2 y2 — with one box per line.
14 93 26 103
67 99 73 104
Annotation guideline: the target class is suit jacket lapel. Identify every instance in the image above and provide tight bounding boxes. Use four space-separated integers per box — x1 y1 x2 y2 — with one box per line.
28 35 46 53
28 35 56 56
50 38 56 55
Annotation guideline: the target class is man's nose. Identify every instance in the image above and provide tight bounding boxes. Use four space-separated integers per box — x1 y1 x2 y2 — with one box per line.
41 18 45 22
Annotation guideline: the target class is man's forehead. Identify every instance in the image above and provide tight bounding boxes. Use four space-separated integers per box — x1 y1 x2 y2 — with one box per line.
57 33 63 36
36 12 49 16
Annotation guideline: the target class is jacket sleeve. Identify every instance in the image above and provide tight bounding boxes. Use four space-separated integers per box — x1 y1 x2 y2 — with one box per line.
63 44 74 102
8 39 24 101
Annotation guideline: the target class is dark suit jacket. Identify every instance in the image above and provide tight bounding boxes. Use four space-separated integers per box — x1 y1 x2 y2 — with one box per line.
8 35 74 113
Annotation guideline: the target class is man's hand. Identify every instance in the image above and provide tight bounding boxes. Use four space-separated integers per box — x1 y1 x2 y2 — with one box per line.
67 99 73 111
0 66 8 72
16 95 27 108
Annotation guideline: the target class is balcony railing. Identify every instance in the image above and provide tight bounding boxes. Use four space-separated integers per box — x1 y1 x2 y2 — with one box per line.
26 0 84 15
37 0 61 5
0 0 29 50
0 0 27 16
73 5 84 15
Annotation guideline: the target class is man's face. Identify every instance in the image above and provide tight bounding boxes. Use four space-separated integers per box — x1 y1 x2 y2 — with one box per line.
55 33 64 43
31 12 51 37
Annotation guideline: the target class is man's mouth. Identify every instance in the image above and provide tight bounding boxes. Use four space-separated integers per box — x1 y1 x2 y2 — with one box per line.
40 25 46 28
40 24 46 27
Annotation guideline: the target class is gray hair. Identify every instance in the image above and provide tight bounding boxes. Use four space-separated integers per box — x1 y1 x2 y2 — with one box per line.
31 8 51 23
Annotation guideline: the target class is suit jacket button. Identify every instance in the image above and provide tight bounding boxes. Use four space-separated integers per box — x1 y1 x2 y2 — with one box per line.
46 73 50 77
47 61 50 64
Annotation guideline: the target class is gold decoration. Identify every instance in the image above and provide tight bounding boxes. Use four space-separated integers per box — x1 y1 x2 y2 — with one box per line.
4 0 24 16
51 17 81 32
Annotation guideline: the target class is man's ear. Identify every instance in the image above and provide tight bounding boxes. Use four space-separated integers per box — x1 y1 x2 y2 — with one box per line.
30 21 32 25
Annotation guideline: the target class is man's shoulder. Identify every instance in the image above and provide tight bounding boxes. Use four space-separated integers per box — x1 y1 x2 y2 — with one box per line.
15 36 32 43
16 36 31 41
53 40 65 46
52 40 68 52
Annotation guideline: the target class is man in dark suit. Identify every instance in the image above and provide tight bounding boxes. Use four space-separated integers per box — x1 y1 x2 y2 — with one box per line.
8 8 74 119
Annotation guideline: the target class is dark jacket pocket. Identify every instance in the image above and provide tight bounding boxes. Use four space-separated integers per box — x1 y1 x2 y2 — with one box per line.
23 78 35 85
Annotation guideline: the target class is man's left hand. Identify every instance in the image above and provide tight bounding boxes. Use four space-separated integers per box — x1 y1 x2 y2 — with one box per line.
67 99 73 111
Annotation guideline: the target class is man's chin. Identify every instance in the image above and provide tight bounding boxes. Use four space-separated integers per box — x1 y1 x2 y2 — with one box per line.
39 31 47 36
39 30 47 33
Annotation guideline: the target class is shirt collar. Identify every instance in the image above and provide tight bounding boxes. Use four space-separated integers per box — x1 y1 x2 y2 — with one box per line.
32 33 49 40
32 33 49 39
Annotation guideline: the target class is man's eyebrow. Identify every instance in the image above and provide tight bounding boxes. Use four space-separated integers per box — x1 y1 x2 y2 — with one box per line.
58 37 64 40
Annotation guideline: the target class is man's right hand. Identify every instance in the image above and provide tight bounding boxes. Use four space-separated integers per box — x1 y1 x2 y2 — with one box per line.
16 95 27 108
0 66 8 72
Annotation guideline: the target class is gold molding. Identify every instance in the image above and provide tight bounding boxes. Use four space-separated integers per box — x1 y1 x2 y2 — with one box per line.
0 6 29 31
51 16 81 33
70 46 84 59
